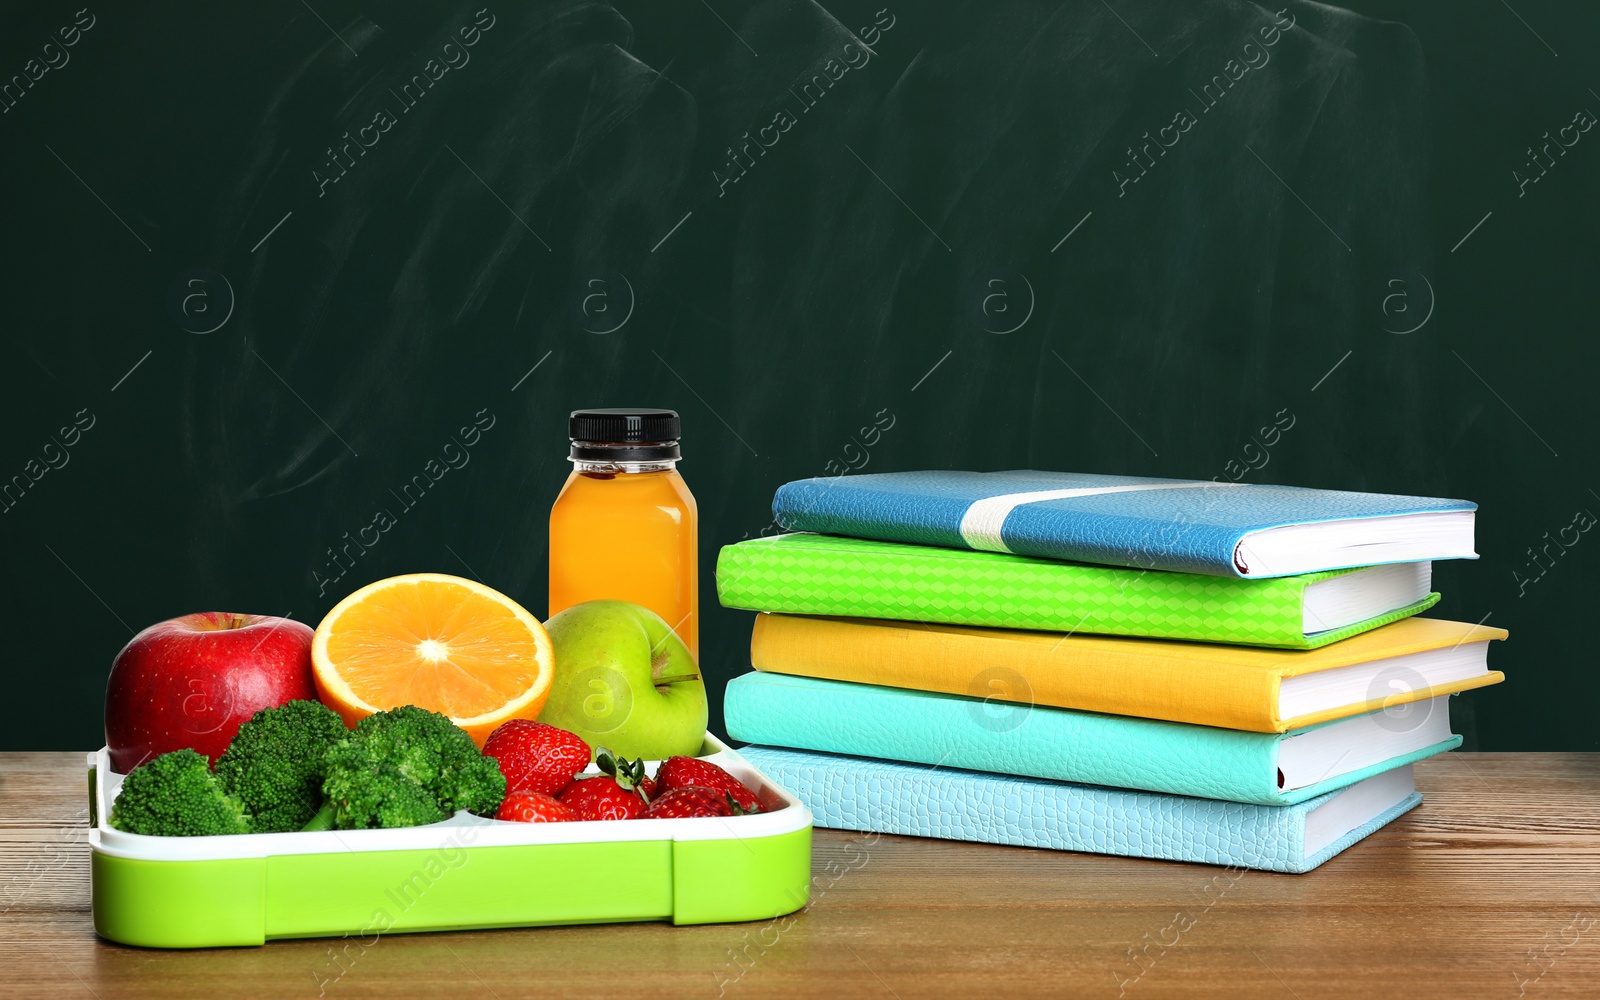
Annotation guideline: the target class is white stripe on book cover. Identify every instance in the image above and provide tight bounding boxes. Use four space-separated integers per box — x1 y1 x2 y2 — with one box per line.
958 481 1247 553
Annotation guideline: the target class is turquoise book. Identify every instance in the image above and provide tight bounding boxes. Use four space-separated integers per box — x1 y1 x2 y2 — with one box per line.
724 672 1459 806
739 746 1423 874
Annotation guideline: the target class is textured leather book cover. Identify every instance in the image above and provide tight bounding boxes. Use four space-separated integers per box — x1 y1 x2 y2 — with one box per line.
738 746 1423 874
772 470 1476 577
717 532 1439 648
724 671 1458 804
749 614 1507 732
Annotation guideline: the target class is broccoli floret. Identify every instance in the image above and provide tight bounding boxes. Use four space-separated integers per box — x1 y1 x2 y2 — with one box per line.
108 749 251 837
310 706 506 830
213 700 349 833
352 705 504 814
318 741 451 829
348 706 448 789
441 750 507 816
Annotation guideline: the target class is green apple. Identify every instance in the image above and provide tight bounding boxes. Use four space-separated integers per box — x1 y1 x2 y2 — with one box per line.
538 600 707 760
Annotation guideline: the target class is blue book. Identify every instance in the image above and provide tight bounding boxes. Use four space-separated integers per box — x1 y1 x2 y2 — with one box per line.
739 746 1422 873
772 470 1476 578
725 672 1459 806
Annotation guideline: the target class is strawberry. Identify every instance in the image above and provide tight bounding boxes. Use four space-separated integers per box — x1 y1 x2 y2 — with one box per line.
556 748 648 821
496 789 578 823
559 776 645 820
640 786 741 819
483 720 591 797
654 757 763 813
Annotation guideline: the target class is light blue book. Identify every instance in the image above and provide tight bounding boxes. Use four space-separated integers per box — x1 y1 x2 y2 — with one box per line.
725 672 1458 806
739 745 1422 873
772 470 1476 578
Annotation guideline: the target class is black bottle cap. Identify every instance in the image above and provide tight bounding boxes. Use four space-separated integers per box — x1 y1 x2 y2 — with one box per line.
569 408 681 462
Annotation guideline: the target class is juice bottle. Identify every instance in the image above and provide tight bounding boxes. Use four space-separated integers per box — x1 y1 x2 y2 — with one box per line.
548 408 698 659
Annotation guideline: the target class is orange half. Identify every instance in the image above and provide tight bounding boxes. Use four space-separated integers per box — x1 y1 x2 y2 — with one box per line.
311 573 554 746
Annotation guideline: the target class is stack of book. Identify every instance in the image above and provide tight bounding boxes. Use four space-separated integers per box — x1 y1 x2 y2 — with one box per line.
715 471 1505 873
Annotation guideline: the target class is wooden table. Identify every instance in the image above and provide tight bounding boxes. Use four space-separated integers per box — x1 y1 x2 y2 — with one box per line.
3 753 1597 999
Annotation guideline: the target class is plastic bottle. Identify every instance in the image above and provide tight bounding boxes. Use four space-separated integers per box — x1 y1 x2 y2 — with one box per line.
548 408 698 659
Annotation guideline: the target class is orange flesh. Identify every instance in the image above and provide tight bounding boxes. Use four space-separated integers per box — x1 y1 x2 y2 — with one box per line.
323 578 546 719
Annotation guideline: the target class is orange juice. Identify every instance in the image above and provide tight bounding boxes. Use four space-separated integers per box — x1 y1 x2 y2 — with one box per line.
548 409 698 659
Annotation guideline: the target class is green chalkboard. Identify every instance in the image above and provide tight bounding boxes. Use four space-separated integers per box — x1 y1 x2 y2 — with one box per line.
1 0 1595 752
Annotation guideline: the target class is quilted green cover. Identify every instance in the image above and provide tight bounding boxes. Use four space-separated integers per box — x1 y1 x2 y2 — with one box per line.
715 534 1440 649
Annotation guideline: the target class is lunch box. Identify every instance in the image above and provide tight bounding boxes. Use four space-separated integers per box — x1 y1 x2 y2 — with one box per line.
88 734 813 948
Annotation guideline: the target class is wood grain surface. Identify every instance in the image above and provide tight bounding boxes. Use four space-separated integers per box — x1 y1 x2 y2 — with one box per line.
2 752 1598 999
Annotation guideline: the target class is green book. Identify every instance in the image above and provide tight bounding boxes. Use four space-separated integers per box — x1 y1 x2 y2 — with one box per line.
715 533 1440 649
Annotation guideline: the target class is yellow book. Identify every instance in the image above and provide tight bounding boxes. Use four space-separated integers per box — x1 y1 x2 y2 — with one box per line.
749 614 1506 733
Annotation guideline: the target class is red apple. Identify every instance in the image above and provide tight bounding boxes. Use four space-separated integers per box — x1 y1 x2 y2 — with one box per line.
104 612 317 773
